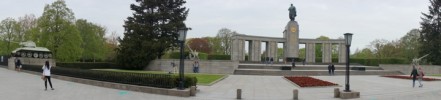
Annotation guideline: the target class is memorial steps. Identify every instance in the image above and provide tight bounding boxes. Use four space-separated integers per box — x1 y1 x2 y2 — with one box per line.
234 63 403 76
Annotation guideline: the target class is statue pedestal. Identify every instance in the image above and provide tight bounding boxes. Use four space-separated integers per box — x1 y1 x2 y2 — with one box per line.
284 21 299 60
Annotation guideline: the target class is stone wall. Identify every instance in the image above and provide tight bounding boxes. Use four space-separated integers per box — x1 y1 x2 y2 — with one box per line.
8 57 56 70
147 59 239 74
379 64 441 75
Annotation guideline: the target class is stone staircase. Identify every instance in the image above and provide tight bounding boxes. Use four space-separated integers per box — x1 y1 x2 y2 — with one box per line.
234 64 403 76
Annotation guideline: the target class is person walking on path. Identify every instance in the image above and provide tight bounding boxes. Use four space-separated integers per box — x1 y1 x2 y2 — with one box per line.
418 67 424 87
410 66 419 88
193 61 199 73
42 61 54 91
331 64 335 75
15 58 22 72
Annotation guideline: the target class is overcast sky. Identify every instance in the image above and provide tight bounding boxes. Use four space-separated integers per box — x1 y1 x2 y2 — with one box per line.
0 0 430 51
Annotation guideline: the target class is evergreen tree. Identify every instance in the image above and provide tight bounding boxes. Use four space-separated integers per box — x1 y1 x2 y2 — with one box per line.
420 0 441 64
117 0 189 69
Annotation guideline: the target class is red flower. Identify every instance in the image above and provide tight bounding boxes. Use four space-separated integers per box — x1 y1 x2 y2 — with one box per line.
284 76 338 87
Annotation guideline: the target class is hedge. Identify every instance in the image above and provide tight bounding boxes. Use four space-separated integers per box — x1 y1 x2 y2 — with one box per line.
350 58 408 66
22 65 197 89
57 62 119 69
208 55 230 60
198 53 208 60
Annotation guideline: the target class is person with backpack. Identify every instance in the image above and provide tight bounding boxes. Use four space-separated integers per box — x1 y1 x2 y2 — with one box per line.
410 66 419 88
42 61 54 91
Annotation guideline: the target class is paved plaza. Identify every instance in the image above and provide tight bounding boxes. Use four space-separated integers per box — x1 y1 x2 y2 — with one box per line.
1 66 441 100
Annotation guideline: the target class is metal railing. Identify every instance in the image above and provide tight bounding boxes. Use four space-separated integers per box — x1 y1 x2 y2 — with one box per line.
22 65 176 88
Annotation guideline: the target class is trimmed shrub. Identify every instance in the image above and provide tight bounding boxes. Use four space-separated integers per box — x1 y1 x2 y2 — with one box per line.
57 62 119 69
170 52 185 59
198 53 208 60
350 58 408 66
22 65 197 89
208 55 230 60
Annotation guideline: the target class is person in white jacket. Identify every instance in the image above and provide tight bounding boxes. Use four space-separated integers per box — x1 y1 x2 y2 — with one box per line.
42 61 54 91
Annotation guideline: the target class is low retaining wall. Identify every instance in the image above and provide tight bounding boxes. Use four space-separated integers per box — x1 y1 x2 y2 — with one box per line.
8 57 56 70
379 64 441 75
147 59 239 74
23 70 192 97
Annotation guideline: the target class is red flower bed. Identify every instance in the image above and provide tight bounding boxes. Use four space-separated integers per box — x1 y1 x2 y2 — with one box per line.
382 75 441 81
284 76 338 87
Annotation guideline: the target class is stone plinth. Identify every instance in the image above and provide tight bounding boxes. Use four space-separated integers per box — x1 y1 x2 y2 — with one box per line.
339 90 360 99
8 57 56 70
284 21 299 59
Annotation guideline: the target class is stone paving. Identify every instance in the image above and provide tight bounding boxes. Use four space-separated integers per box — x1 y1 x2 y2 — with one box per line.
1 65 441 100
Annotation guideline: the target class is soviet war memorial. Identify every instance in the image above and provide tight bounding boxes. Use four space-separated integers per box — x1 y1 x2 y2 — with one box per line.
2 0 441 100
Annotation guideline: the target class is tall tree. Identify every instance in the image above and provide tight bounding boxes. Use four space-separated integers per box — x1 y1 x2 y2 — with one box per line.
216 28 237 55
352 48 374 58
369 39 389 59
420 0 441 64
117 0 189 69
105 31 120 61
37 0 82 62
205 37 222 54
0 18 18 54
188 38 211 54
399 29 421 60
16 14 38 41
76 19 106 62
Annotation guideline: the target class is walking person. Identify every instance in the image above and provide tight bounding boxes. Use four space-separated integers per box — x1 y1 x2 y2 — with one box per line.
331 64 335 75
410 66 419 88
15 58 22 72
418 67 424 87
193 61 199 73
42 61 54 91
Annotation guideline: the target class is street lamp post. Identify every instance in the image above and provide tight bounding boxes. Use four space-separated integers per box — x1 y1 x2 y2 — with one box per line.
344 33 353 92
178 27 189 90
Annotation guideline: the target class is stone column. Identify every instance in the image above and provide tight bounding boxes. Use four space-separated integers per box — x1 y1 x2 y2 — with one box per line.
338 43 347 63
240 40 246 61
305 43 315 63
231 38 240 61
284 21 299 59
266 41 278 61
322 43 332 63
231 39 245 61
249 40 261 61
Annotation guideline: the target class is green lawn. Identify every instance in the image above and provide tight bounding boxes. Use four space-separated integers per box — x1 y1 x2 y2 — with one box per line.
430 74 441 77
94 69 226 85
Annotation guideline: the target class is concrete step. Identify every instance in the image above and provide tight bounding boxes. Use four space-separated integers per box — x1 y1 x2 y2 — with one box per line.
233 69 403 76
238 64 383 70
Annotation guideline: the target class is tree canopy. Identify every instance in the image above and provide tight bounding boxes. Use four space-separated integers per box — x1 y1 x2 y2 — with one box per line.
117 0 189 69
420 0 441 64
